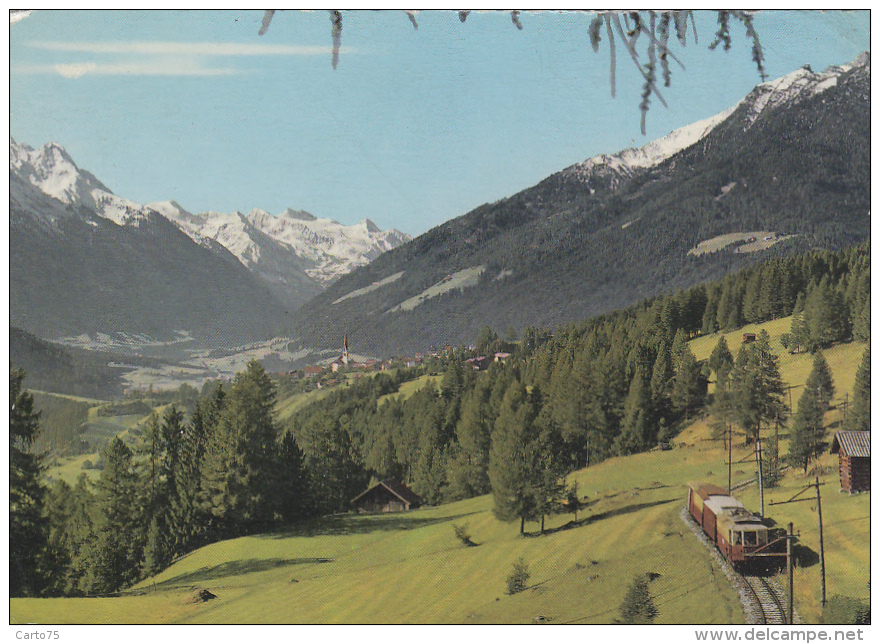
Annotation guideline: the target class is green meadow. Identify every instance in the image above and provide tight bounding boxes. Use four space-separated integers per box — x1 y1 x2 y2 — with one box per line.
14 321 868 624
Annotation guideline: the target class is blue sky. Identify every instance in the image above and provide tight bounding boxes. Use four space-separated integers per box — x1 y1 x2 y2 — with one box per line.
9 10 870 236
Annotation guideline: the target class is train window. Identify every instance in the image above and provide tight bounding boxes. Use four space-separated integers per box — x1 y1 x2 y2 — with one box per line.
758 531 767 545
732 531 741 545
744 531 757 546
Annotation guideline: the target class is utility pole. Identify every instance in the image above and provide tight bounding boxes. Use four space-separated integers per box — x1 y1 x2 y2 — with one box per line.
756 432 764 517
770 480 828 613
728 423 732 492
787 522 794 625
816 476 826 607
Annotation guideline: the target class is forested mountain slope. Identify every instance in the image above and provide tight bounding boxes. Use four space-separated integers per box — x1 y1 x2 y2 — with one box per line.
290 55 869 357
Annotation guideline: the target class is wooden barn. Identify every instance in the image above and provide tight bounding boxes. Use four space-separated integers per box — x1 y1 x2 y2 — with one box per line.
352 479 422 513
830 431 870 493
742 333 757 343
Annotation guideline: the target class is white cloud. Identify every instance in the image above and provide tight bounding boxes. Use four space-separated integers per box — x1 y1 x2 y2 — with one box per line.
14 60 240 78
27 41 351 56
10 10 33 24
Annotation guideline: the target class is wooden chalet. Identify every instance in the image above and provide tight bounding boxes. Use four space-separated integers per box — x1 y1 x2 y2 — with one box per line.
352 478 422 513
830 431 870 493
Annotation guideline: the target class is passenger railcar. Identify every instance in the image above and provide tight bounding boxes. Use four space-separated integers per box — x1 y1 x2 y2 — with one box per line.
688 482 787 571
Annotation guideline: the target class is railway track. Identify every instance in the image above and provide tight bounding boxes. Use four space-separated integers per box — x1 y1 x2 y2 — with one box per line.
743 575 787 624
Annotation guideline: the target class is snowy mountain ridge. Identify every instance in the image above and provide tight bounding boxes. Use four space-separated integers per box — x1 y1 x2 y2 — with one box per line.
148 201 410 285
9 138 411 292
563 52 869 186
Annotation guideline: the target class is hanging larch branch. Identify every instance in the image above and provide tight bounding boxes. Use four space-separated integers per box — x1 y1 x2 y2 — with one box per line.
511 11 523 31
330 10 342 70
255 9 767 132
640 12 657 136
258 10 275 36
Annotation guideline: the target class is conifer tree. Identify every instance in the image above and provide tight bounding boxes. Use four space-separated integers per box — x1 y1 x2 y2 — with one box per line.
672 346 707 420
729 331 786 443
708 336 734 383
85 437 140 594
62 474 97 595
844 347 870 432
804 352 835 415
449 379 493 498
788 384 826 474
9 365 47 596
761 435 783 488
615 367 654 455
488 380 541 534
802 277 849 350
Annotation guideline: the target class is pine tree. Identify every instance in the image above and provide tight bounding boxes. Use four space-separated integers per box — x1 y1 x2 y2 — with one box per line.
62 474 97 595
9 365 48 597
448 380 493 498
761 435 783 488
844 347 870 432
202 361 286 533
729 332 786 443
488 380 541 534
615 367 654 455
672 346 707 420
788 384 826 474
851 294 870 343
804 352 835 415
802 277 849 350
708 336 734 383
85 437 140 594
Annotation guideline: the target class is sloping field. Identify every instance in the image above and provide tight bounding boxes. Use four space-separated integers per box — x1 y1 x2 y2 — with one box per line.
389 266 486 312
12 327 868 624
686 231 794 256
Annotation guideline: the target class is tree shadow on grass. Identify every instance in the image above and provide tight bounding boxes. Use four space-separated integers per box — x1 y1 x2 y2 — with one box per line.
262 510 483 540
150 557 331 590
525 497 679 537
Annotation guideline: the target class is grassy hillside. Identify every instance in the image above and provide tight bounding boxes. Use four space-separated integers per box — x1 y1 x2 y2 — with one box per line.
12 325 868 624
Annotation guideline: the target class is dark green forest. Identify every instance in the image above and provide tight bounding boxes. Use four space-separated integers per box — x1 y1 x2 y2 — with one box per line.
9 243 869 597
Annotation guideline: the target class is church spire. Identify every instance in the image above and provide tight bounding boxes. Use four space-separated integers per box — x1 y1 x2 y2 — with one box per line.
342 333 350 365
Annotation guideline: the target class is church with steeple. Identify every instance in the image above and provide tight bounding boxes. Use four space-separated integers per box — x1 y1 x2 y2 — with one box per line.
341 332 350 366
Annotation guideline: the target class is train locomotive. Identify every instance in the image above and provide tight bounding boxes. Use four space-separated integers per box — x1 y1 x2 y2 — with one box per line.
688 482 788 571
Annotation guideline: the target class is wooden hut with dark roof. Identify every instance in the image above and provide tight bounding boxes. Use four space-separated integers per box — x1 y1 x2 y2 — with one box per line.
352 478 422 513
830 431 870 493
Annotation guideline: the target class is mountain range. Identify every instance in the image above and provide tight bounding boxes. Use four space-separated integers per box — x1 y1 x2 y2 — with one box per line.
9 53 870 366
287 53 870 357
9 138 409 350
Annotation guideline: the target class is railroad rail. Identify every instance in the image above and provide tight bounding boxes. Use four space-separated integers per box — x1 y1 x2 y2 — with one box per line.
742 575 787 625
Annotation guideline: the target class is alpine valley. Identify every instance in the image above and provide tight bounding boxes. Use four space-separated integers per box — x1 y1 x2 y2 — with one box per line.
9 54 870 385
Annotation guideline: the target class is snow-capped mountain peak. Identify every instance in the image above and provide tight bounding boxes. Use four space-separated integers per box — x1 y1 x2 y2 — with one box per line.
9 138 149 226
563 52 869 188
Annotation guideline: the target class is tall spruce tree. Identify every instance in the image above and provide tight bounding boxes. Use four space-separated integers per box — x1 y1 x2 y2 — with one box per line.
788 384 826 474
804 352 835 415
488 380 542 534
844 347 870 432
672 346 707 420
85 437 141 594
729 331 786 443
9 365 47 597
615 367 655 455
